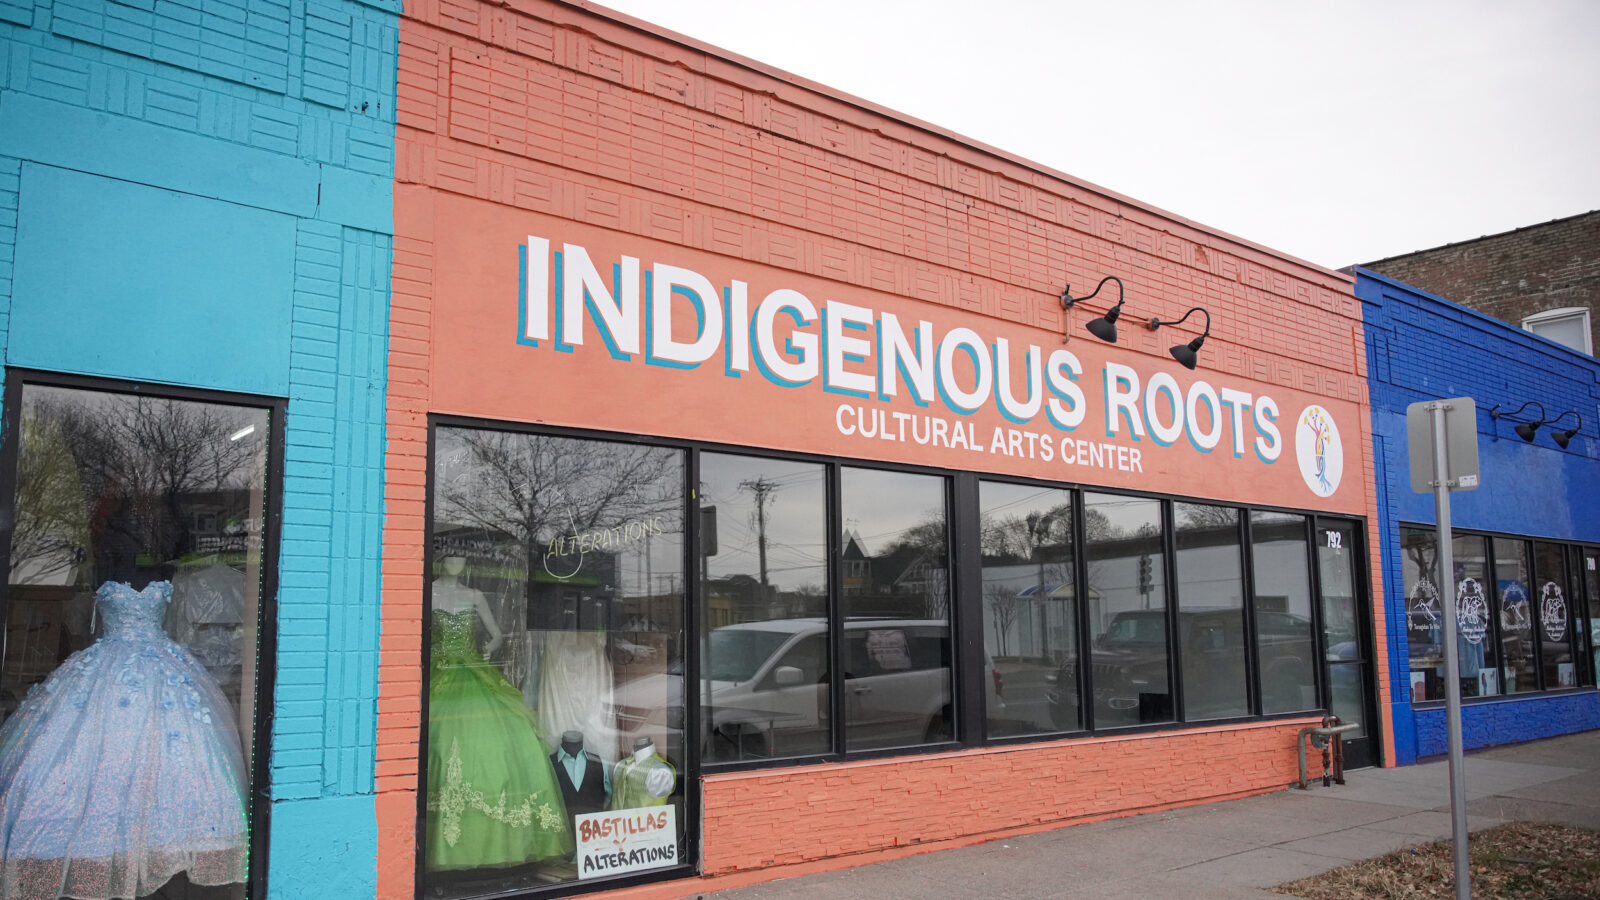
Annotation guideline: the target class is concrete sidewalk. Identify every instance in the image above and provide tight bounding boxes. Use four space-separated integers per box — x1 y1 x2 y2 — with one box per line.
701 730 1600 899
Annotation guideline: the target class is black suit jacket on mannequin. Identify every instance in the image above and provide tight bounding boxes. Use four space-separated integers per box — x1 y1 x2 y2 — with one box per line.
551 749 608 820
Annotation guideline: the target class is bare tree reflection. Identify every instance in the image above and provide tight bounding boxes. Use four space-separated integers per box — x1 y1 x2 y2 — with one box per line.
12 394 260 586
434 430 680 593
11 412 88 585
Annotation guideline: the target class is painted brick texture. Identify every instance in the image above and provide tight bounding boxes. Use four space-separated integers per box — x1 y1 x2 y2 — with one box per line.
2 0 398 891
1 0 397 178
1356 269 1600 766
277 220 392 799
1365 211 1600 357
380 0 1381 893
700 721 1312 875
1413 693 1600 758
0 156 17 399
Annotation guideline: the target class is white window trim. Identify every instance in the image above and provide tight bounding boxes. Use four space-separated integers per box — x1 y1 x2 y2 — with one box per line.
1521 306 1593 355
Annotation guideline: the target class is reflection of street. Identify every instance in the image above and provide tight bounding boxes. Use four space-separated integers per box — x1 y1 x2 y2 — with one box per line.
988 661 1054 729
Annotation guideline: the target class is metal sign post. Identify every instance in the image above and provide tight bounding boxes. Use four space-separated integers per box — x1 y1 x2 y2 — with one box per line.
1407 397 1481 900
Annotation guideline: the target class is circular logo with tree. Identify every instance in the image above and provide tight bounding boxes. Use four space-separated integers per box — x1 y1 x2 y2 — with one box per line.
1295 405 1343 498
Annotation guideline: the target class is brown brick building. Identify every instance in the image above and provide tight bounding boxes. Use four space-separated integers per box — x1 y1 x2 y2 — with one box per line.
1363 210 1600 356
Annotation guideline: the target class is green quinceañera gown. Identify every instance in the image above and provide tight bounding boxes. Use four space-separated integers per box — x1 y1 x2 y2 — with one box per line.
426 609 573 870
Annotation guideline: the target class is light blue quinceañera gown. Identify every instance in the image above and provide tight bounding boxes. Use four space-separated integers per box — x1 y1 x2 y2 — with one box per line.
0 581 248 900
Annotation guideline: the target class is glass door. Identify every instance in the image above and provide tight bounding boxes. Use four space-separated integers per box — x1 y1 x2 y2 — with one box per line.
1314 518 1378 768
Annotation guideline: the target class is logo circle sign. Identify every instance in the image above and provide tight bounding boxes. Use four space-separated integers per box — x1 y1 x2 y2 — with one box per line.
1408 577 1440 633
1295 405 1343 498
1456 577 1488 645
1540 582 1568 642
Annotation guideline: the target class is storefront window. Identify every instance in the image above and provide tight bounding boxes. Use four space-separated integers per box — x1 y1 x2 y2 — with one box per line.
1532 542 1576 689
978 482 1075 737
426 427 686 896
1173 503 1247 721
1452 534 1498 697
698 453 828 762
1495 537 1537 694
1250 511 1317 713
1401 527 1442 702
1586 550 1600 684
839 467 951 751
1084 493 1170 727
1 383 270 900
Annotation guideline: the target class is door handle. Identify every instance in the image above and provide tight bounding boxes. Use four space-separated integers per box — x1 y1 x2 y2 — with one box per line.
852 686 872 695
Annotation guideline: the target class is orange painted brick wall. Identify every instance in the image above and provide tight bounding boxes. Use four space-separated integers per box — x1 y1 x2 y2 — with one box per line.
699 719 1314 875
378 0 1386 895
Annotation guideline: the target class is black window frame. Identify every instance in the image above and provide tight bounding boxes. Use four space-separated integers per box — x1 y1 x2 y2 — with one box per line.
418 415 701 900
1398 521 1598 704
415 413 1374 899
0 367 284 900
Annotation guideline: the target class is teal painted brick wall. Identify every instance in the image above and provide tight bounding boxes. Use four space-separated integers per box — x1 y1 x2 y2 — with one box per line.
277 219 388 800
0 0 398 890
0 155 17 413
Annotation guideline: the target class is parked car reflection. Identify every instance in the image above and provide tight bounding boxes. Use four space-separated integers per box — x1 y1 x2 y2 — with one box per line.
1048 608 1310 726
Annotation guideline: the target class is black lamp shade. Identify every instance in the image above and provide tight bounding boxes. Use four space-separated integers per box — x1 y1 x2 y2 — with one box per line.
1554 428 1577 449
1086 306 1121 343
1514 421 1539 443
1170 335 1206 370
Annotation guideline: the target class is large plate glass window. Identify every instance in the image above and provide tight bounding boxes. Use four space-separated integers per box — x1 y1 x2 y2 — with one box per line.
1 383 271 900
1452 534 1498 697
1173 503 1247 721
1083 493 1170 727
1400 527 1442 703
1494 538 1536 694
1249 511 1317 713
839 467 951 751
426 427 686 896
698 453 828 762
977 481 1075 736
1532 542 1576 689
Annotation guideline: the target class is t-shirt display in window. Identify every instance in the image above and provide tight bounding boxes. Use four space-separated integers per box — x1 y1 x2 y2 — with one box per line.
426 563 573 871
0 580 247 899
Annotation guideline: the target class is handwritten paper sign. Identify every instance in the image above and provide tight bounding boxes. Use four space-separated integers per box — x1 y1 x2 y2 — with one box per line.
575 807 678 879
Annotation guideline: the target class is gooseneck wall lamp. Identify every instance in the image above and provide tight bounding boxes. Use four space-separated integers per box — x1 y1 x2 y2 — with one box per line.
1060 275 1216 369
1547 410 1584 449
1490 401 1548 443
1145 306 1212 371
1060 276 1128 343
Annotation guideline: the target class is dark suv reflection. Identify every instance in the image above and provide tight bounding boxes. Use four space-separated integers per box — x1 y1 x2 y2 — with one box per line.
1048 608 1311 727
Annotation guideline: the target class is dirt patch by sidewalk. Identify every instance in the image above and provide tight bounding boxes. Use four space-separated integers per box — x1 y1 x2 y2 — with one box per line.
1275 822 1600 899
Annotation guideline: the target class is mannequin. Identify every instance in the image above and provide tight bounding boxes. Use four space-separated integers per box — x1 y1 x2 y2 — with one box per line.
549 730 610 827
609 737 675 811
425 555 572 870
432 556 503 656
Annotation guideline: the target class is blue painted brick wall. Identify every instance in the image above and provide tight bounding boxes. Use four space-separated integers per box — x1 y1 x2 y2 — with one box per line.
1413 692 1600 758
0 0 398 892
1357 268 1600 766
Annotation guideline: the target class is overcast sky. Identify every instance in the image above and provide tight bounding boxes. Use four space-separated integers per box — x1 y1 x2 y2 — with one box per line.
591 0 1600 271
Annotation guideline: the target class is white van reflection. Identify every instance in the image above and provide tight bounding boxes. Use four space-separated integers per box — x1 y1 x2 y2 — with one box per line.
609 618 994 761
